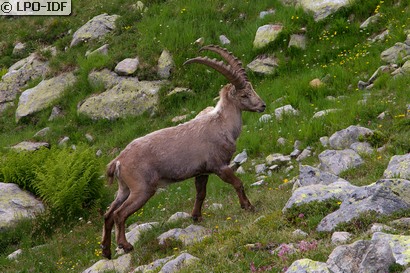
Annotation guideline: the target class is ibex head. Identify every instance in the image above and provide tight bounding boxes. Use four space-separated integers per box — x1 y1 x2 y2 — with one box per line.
184 45 266 113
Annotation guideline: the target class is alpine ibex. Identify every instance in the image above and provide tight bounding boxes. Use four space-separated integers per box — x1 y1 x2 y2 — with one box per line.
101 45 266 259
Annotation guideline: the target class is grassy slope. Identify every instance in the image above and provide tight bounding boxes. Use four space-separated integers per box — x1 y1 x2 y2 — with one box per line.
0 0 409 272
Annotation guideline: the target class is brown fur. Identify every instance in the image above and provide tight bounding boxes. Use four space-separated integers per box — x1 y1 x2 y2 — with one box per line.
100 53 266 260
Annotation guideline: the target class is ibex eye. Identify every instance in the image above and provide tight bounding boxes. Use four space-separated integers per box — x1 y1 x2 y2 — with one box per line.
241 94 248 98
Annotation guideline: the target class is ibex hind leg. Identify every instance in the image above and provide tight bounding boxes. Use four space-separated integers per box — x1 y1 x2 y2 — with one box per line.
113 188 155 253
101 180 130 259
192 175 208 222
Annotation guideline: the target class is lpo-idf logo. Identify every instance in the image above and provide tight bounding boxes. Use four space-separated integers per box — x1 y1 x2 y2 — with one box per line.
1 0 71 15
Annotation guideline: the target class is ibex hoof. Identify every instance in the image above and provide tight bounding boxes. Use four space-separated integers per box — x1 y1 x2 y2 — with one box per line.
192 215 203 222
101 245 112 260
117 243 134 254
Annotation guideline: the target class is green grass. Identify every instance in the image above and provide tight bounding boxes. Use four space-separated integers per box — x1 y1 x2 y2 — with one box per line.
0 0 409 272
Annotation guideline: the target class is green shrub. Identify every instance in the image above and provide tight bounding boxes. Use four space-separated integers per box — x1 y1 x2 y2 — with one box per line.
0 146 104 220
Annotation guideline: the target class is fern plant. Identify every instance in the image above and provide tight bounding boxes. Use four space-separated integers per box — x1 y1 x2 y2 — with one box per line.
34 146 104 220
0 146 104 220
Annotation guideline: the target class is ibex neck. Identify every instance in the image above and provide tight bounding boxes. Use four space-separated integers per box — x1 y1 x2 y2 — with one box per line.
215 86 242 140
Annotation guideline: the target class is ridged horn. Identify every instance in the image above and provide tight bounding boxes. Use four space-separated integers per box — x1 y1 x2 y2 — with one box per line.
184 57 246 90
200 45 248 82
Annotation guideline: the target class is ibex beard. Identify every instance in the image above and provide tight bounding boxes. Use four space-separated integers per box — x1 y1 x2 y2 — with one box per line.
101 45 266 259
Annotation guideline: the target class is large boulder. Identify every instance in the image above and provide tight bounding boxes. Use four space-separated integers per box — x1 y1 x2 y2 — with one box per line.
381 42 410 64
372 232 410 265
0 183 45 230
283 180 359 212
328 125 373 149
317 179 410 232
15 72 76 122
383 154 410 180
318 149 364 175
157 225 209 246
326 239 395 273
247 55 279 75
82 253 132 273
0 53 49 110
70 14 120 47
296 165 344 188
78 70 167 119
281 0 352 21
159 253 199 273
253 24 283 49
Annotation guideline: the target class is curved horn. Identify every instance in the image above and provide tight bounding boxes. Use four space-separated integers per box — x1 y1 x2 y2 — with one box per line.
200 45 248 82
184 57 246 89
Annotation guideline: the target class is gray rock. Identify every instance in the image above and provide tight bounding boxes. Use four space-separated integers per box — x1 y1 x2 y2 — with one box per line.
82 253 132 273
371 29 389 43
157 225 209 246
259 113 272 122
319 136 329 147
34 127 50 138
167 212 191 223
85 133 94 142
0 183 45 230
85 44 109 57
78 72 167 119
159 253 199 273
209 203 223 210
277 137 287 146
58 136 70 146
125 222 157 246
133 256 174 273
312 109 339 118
233 150 247 165
296 148 312 162
319 149 364 175
290 149 301 158
265 153 291 166
292 229 308 238
369 223 395 234
327 239 395 273
11 141 50 151
360 13 381 29
0 53 49 106
88 69 122 89
158 50 174 79
49 105 63 121
383 154 410 180
283 180 359 212
15 72 76 122
372 232 410 266
12 42 26 55
219 35 231 45
296 165 345 189
247 55 279 75
0 101 14 114
259 9 275 18
114 57 139 76
285 0 352 21
381 42 410 64
390 217 410 229
331 231 351 245
274 105 299 119
328 125 373 149
253 24 283 49
7 249 22 260
350 142 374 155
167 87 192 97
70 13 120 47
285 258 330 273
317 179 410 232
288 34 307 50
255 164 267 174
251 180 266 187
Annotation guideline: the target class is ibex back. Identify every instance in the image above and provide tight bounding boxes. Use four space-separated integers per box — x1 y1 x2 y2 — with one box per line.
101 45 266 259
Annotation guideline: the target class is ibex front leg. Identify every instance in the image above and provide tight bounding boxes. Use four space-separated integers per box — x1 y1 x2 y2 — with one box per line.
192 175 208 222
216 166 254 211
